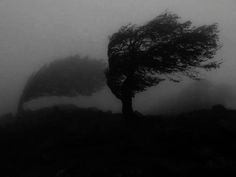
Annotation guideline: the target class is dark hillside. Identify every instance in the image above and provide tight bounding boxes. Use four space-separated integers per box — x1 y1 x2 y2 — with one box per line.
1 105 236 177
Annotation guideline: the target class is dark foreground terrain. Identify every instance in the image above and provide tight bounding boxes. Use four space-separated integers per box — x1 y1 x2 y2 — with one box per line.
0 105 236 177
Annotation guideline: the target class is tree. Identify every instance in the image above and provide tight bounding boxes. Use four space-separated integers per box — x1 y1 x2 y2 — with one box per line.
106 11 221 117
18 55 106 113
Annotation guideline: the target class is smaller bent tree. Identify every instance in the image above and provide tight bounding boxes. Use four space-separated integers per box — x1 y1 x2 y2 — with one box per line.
18 55 106 113
106 11 221 117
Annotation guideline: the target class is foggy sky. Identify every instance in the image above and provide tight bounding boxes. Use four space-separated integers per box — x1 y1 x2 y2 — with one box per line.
0 0 236 115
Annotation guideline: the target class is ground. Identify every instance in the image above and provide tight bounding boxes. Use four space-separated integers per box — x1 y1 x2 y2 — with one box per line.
0 105 236 177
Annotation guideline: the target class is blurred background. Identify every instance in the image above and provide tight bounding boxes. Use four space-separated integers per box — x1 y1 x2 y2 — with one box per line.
0 0 235 115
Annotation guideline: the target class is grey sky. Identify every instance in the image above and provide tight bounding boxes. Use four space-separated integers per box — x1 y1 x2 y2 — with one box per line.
0 0 236 115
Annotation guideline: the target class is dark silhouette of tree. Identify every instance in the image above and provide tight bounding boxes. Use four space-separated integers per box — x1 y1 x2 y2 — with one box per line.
18 55 106 113
106 11 221 117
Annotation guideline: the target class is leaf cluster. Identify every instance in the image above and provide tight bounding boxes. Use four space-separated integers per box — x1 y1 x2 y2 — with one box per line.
107 11 221 98
21 55 106 104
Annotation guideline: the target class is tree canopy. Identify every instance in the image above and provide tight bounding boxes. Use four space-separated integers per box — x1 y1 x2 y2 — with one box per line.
18 55 106 113
106 11 221 116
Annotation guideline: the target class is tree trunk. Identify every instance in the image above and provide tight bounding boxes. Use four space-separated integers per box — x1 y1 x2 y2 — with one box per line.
120 72 135 117
121 96 134 117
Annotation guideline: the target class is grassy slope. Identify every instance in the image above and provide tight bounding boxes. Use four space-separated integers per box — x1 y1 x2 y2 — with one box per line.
0 105 236 177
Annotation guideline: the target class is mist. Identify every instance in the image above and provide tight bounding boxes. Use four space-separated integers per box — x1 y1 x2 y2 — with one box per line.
0 0 236 115
145 80 236 115
2 1 236 175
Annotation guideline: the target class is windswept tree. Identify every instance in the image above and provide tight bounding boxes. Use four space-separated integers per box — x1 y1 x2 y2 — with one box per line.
18 55 106 113
106 11 221 116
